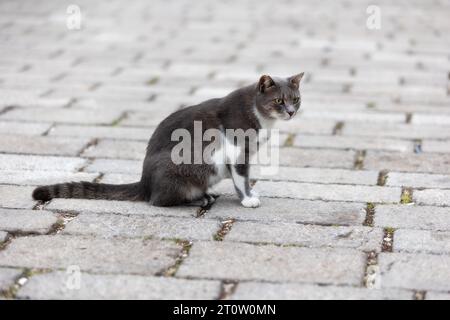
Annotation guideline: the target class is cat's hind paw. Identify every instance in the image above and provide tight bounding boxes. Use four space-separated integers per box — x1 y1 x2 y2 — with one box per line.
241 197 260 208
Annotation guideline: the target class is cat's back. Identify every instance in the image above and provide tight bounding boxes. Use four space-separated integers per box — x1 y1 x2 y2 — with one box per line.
146 98 223 153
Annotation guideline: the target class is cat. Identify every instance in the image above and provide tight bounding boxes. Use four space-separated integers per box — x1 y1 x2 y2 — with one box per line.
32 73 304 208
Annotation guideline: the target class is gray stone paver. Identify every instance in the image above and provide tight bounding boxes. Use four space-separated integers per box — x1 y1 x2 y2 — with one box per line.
254 166 379 185
0 170 98 186
207 196 367 225
0 135 90 157
0 0 449 300
0 209 58 234
426 292 450 300
17 272 220 300
394 229 450 255
279 148 356 169
293 135 414 152
45 198 197 218
379 253 450 291
374 204 450 231
0 185 36 209
232 282 413 300
386 172 450 189
226 222 383 251
364 151 450 174
81 139 146 160
0 121 52 136
49 125 154 141
254 181 402 203
0 108 123 125
413 189 450 206
84 158 141 174
0 154 87 172
178 242 366 286
0 235 180 275
63 213 220 241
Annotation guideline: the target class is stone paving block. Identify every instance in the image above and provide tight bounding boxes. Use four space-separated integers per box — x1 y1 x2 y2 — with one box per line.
375 103 450 115
49 124 154 141
0 135 90 156
0 121 51 136
279 148 356 168
226 222 383 251
0 185 35 209
17 271 220 300
374 204 450 231
426 292 450 300
343 122 450 139
0 209 58 234
0 170 98 186
364 151 450 174
0 97 70 109
254 166 378 185
73 97 171 112
0 235 180 275
300 110 406 123
413 189 450 206
63 213 219 241
0 107 123 125
207 196 366 225
422 140 450 153
81 139 146 160
84 158 141 174
394 229 450 254
0 154 87 172
120 110 176 127
277 119 336 135
412 114 450 126
386 172 450 189
100 173 140 184
232 282 412 300
0 231 7 242
379 253 450 291
0 267 21 292
45 198 197 218
293 135 413 152
252 181 401 203
178 242 366 286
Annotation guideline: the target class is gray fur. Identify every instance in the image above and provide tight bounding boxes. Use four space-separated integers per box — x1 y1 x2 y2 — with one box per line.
32 73 304 207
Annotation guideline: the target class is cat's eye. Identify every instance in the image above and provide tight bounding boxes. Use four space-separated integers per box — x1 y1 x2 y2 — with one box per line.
293 97 300 104
274 98 283 105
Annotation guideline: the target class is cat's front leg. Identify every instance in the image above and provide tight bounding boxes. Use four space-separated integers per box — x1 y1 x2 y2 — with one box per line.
230 164 260 208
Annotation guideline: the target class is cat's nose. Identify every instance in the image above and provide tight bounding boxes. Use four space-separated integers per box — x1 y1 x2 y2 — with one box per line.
287 110 295 117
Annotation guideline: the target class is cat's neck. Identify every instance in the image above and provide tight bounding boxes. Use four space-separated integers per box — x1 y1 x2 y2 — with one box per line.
253 105 277 129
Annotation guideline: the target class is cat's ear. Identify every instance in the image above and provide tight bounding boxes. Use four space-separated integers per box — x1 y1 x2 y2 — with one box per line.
289 72 305 88
258 75 275 93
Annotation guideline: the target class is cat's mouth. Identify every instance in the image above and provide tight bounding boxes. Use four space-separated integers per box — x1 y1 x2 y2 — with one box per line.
282 112 296 120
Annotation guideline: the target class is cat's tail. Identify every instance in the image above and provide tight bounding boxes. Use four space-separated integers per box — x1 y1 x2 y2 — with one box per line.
32 181 145 202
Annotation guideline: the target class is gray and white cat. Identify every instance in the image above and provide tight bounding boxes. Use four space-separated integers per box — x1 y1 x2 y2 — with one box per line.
32 73 304 208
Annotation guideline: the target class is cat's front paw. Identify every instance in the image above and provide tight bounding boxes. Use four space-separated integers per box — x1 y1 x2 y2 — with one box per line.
241 197 260 208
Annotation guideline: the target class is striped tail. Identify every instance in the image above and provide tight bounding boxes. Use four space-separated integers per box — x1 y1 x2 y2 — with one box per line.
32 181 144 202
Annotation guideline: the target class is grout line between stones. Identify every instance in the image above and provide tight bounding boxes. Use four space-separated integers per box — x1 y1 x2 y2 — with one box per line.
363 251 379 289
218 281 238 300
213 219 235 241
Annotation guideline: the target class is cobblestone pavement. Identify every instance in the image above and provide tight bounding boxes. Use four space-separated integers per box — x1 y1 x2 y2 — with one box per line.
0 0 449 300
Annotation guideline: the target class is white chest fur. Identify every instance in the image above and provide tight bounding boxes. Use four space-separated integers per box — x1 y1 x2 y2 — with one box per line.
208 133 235 186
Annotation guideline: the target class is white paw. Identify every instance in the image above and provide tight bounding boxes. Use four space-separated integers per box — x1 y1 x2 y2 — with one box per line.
241 197 260 208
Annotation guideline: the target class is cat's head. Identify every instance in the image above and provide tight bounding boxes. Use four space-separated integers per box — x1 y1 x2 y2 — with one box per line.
255 73 304 121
